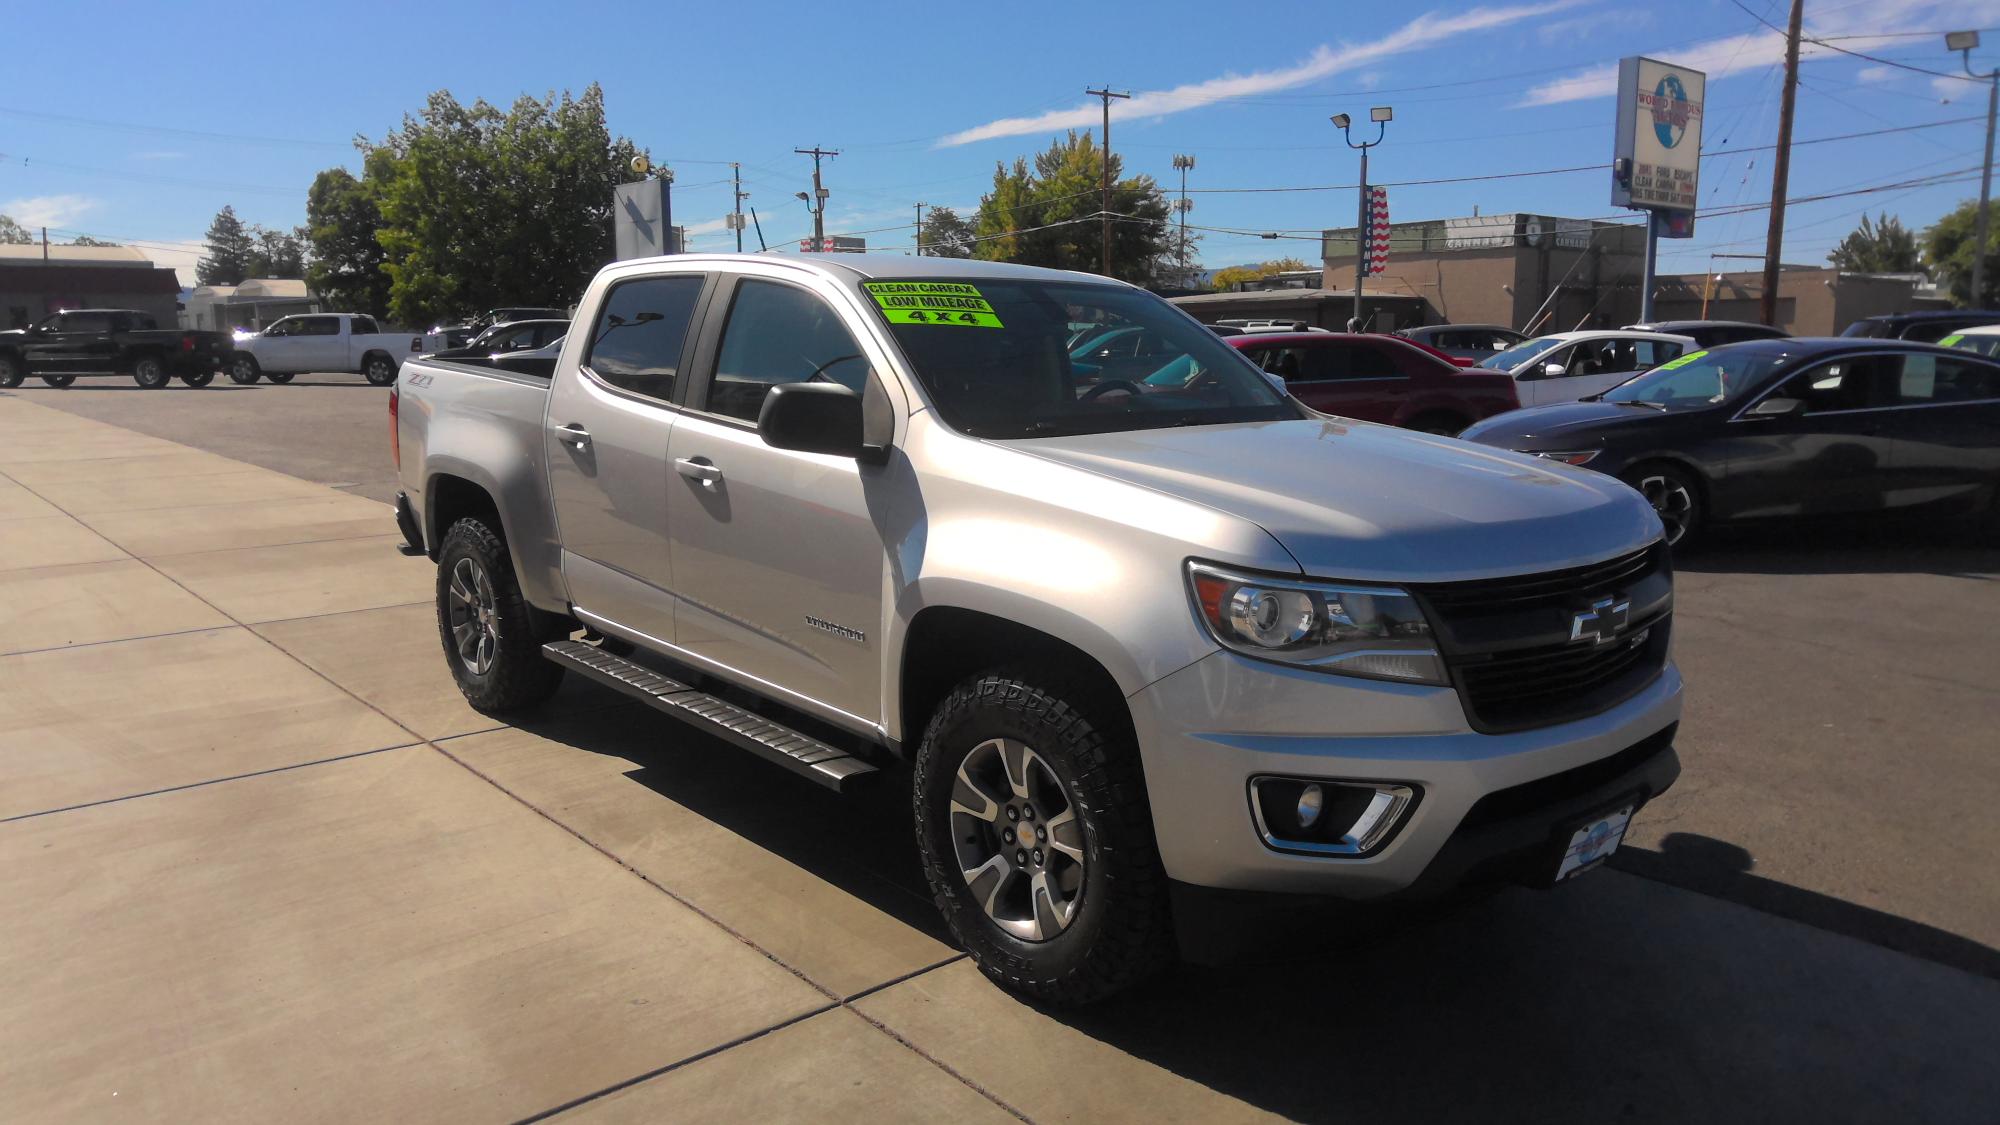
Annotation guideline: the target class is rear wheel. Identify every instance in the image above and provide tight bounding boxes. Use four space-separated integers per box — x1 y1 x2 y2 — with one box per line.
132 355 172 389
1624 462 1703 550
227 354 261 384
363 353 397 386
40 374 75 388
914 669 1175 1005
435 517 564 713
0 353 22 388
264 370 296 385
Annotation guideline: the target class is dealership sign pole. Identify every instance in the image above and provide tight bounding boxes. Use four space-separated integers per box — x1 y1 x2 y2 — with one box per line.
1611 57 1704 323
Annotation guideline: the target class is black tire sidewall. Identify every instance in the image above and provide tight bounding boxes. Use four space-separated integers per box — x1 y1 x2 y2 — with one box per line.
182 370 215 387
0 355 21 388
133 357 170 388
434 517 563 713
228 355 260 384
265 370 296 384
1625 462 1703 550
40 374 75 388
364 355 396 386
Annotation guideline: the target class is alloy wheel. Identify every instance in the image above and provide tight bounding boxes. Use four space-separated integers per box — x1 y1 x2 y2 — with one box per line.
1637 474 1694 545
446 556 500 675
949 737 1087 942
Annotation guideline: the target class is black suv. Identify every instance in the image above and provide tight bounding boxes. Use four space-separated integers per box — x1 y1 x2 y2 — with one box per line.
1624 320 1789 348
1841 309 2000 343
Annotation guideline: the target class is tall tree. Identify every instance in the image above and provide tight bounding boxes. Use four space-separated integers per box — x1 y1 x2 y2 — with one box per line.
1828 213 1920 273
970 131 1174 284
369 84 644 325
305 164 393 317
246 224 308 279
65 235 120 247
919 206 975 258
197 205 255 285
1209 257 1311 292
0 214 33 244
1923 199 2000 307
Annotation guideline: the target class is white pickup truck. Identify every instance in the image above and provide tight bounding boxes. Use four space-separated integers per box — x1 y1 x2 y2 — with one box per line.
228 312 418 387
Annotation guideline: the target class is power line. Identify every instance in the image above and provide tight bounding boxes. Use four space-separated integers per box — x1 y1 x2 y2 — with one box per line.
1729 0 1985 82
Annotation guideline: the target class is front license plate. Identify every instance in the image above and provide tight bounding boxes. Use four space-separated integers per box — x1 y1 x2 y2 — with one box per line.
1555 806 1633 881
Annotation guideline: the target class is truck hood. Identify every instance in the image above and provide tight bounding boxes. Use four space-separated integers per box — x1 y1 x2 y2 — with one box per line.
1011 418 1660 582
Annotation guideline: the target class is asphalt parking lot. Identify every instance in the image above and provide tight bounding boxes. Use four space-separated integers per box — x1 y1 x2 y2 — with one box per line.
7 374 2000 1121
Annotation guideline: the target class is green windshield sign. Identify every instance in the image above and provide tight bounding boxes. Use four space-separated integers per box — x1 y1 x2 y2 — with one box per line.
863 281 1004 328
1939 333 1966 347
1655 349 1707 371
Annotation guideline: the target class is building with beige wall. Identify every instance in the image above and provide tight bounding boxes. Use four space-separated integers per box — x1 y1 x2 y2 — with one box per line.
1647 268 1944 335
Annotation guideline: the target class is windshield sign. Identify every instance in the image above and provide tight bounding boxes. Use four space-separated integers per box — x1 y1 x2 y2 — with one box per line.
863 278 1294 439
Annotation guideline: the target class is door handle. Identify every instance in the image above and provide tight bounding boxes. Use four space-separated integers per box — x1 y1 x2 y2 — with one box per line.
675 456 722 488
555 423 592 448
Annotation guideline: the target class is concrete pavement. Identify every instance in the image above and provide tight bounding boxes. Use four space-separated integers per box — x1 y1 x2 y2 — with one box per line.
4 390 1998 1122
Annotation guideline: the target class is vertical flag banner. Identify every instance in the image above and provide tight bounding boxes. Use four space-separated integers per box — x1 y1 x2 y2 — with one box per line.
1365 187 1390 277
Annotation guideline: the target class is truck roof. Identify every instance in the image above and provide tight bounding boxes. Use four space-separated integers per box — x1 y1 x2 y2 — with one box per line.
614 253 1122 287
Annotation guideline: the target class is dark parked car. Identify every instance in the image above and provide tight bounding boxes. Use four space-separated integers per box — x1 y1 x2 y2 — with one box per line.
467 306 569 333
1458 338 2000 548
1624 320 1790 347
1398 323 1529 362
1228 332 1519 434
1842 309 2000 342
0 309 232 389
465 318 569 354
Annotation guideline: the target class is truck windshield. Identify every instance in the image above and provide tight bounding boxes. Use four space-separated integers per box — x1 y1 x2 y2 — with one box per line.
861 278 1294 439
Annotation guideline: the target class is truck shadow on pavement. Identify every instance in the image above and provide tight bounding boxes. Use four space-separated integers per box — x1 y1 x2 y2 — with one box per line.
514 704 2000 1124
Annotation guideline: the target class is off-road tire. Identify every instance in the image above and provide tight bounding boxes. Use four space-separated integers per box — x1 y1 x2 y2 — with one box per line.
1623 461 1704 551
914 669 1175 1006
263 370 297 384
40 374 75 388
435 517 564 713
0 353 22 388
132 355 172 389
181 369 216 387
363 353 398 386
227 354 261 384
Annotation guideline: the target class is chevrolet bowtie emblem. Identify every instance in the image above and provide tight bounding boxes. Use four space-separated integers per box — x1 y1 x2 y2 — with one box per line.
1571 596 1632 645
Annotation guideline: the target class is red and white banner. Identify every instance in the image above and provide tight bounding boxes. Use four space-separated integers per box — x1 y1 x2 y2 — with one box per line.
1364 187 1390 277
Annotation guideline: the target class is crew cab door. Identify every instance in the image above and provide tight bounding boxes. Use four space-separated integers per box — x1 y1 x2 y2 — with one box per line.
32 311 112 371
255 316 312 372
662 271 891 730
544 271 710 645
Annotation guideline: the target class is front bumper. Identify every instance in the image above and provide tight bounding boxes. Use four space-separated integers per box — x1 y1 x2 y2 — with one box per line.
1127 648 1683 897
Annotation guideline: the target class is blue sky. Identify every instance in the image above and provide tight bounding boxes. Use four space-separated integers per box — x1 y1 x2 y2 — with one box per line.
4 0 1998 285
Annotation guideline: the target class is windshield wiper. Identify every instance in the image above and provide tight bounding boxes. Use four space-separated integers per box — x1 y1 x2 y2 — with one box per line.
1608 398 1668 410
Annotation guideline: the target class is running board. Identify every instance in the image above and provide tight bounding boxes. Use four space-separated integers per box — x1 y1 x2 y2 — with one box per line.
541 640 879 792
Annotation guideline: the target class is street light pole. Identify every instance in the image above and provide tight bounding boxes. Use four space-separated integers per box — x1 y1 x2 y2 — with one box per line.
1333 108 1392 332
1172 154 1195 286
1949 31 1997 304
795 146 838 251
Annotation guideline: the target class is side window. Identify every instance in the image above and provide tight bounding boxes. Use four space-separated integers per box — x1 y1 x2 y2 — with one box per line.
264 318 293 337
1351 343 1403 378
1902 321 1961 344
584 275 705 402
705 279 867 423
1632 340 1681 368
66 312 112 333
1257 347 1306 379
351 316 378 335
300 316 340 336
1778 356 1896 413
1891 354 2000 404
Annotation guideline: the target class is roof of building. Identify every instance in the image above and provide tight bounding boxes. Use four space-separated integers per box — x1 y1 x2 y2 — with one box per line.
0 243 155 267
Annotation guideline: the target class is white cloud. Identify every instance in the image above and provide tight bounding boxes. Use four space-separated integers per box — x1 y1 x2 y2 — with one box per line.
1 193 98 229
936 1 1583 147
1520 0 1998 107
1856 65 1897 83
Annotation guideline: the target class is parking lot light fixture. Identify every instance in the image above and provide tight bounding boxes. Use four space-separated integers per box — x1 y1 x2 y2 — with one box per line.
1948 31 1997 303
1333 108 1392 331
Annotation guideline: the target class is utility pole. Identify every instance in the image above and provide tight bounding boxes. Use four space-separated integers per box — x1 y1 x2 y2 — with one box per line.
1760 0 1804 327
915 202 925 257
1333 108 1393 332
1086 87 1130 277
1172 154 1196 285
795 146 838 251
731 163 748 253
1948 30 1997 304
40 226 48 262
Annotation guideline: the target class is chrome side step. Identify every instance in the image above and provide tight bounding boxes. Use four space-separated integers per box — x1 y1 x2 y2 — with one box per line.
542 640 880 792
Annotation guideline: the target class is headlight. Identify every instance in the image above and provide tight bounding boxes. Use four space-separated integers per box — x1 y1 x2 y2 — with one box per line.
1186 562 1447 685
1528 449 1599 466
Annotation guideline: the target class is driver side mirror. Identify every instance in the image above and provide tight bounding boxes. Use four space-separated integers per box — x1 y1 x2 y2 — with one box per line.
1541 361 1566 379
1747 396 1806 418
759 382 868 459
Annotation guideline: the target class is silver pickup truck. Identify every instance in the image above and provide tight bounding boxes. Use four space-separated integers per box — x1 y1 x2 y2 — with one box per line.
391 254 1682 1004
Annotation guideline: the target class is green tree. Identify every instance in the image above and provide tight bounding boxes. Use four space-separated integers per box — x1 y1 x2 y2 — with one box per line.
0 214 30 244
919 205 975 258
368 84 644 326
305 164 393 317
970 131 1174 283
246 224 308 279
197 205 255 285
1209 257 1311 292
1923 199 2000 307
1828 213 1920 273
65 235 120 247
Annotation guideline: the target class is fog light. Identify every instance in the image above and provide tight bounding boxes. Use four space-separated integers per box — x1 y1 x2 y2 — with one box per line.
1296 784 1324 828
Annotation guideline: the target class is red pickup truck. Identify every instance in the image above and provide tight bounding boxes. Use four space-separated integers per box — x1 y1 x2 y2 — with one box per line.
1229 332 1518 435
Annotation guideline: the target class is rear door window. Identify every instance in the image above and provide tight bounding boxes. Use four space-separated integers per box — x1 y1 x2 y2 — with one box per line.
1778 355 1898 413
703 278 867 423
297 316 341 336
583 275 705 403
1889 353 2000 404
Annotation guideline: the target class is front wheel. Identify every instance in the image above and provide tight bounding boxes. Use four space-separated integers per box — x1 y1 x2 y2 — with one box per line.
132 355 172 389
227 354 261 384
40 374 76 388
264 370 296 385
914 669 1175 1006
181 369 216 387
363 353 397 386
0 353 22 388
1406 412 1469 437
435 517 564 713
1624 462 1703 550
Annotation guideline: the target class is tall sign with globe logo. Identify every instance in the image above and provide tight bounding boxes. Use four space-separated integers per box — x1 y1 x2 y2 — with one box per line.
1612 57 1705 220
